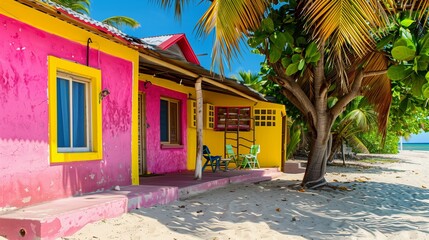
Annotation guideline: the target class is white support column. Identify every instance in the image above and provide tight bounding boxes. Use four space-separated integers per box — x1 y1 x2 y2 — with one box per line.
194 77 203 179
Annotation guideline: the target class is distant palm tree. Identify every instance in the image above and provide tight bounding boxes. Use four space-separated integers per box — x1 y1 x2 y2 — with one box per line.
328 97 376 163
237 71 265 93
102 16 140 29
51 0 90 15
52 0 140 30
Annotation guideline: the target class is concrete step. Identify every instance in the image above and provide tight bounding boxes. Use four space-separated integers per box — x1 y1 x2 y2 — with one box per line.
0 185 178 240
180 168 281 198
284 161 306 174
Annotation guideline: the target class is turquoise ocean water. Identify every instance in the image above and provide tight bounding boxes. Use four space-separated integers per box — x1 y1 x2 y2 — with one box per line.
400 143 429 151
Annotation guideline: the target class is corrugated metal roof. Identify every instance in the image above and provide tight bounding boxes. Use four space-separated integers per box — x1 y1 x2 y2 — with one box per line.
142 35 176 47
39 0 128 40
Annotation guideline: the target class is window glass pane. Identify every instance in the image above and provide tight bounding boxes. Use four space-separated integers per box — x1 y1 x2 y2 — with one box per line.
160 100 169 142
72 81 87 148
57 78 70 148
169 102 179 144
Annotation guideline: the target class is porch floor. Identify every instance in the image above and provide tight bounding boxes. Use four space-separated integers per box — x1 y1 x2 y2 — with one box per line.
0 168 281 240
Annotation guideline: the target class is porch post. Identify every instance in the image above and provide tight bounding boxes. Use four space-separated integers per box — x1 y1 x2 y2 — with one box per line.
194 77 203 179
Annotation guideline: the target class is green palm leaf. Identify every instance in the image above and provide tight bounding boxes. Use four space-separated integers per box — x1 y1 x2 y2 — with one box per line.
52 0 90 15
196 0 269 73
102 16 141 29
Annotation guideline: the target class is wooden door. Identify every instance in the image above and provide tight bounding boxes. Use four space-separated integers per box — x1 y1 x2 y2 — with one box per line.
138 93 147 175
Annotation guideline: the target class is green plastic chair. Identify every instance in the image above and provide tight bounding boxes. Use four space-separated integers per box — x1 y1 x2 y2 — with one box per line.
225 144 242 168
241 145 260 169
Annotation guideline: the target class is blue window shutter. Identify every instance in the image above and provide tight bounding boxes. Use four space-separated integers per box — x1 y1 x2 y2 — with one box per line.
72 81 86 148
57 78 71 148
160 100 169 142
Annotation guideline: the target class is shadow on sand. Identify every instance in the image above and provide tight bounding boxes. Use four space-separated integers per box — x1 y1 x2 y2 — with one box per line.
130 178 429 239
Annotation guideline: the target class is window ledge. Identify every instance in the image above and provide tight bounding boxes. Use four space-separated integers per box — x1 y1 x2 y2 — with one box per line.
161 144 184 149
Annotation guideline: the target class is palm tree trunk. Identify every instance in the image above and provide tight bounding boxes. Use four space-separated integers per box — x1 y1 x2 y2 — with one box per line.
302 131 330 188
302 40 331 189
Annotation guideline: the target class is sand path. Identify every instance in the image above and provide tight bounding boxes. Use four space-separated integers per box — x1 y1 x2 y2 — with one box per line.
62 150 429 240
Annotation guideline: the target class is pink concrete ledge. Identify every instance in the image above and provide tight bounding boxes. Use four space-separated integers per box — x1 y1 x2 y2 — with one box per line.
0 168 280 239
120 185 179 209
0 185 178 240
0 194 128 240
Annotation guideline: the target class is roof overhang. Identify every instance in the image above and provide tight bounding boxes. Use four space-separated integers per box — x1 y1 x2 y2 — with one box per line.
139 52 266 102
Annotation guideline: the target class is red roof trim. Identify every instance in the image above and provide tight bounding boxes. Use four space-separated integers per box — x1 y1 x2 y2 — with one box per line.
158 34 183 50
159 34 200 65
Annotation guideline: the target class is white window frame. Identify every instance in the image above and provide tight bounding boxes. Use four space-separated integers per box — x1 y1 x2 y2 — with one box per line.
57 72 92 153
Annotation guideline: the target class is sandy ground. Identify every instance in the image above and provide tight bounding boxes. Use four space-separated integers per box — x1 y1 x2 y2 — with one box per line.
57 150 429 239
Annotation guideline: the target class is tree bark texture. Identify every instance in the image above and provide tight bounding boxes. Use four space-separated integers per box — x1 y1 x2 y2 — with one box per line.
302 112 332 188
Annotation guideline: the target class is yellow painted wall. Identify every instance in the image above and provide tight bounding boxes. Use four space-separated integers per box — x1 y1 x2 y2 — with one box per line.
195 91 286 169
138 73 286 170
1 0 141 185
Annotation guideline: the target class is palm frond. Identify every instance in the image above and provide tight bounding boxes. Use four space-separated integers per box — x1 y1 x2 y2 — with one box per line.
152 0 191 19
196 0 269 74
287 121 302 159
302 0 390 90
346 135 369 153
52 0 90 15
102 16 141 29
361 52 391 138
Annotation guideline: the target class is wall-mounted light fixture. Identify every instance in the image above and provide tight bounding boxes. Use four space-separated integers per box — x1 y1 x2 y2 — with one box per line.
86 38 92 66
99 89 110 103
144 80 152 89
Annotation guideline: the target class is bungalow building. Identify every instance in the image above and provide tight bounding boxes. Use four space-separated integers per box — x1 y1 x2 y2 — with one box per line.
0 0 287 211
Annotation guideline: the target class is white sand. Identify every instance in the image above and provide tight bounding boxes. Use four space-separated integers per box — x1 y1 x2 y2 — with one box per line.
59 150 428 239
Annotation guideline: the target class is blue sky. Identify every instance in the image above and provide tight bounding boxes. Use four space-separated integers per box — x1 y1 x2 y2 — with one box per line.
91 0 264 77
90 1 429 143
404 132 429 143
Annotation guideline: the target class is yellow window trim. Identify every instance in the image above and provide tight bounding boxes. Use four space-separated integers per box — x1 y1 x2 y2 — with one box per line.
48 56 102 163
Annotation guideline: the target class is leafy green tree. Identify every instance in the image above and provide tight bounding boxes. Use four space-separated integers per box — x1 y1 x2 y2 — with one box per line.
156 0 429 188
359 128 400 154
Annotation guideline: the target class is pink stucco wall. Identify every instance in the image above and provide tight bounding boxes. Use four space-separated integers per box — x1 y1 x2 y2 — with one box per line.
139 83 188 174
0 14 133 208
